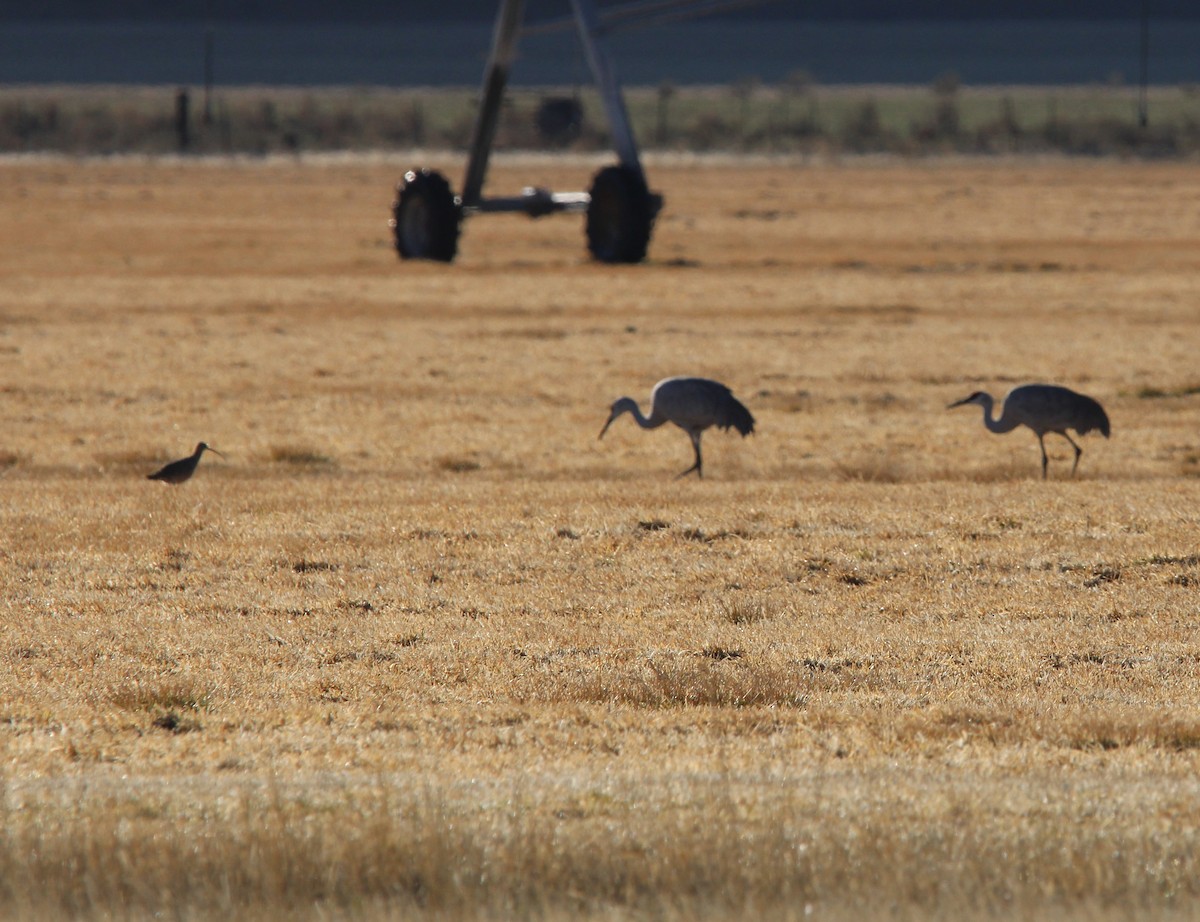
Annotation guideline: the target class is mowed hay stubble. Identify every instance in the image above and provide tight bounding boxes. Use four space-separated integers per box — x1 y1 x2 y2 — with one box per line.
2 154 1200 920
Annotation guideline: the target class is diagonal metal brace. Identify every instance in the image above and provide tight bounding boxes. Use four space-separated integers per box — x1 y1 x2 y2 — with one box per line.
461 0 526 208
569 0 646 182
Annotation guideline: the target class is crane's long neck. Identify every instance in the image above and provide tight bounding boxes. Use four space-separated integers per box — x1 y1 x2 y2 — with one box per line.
618 398 665 430
978 394 1020 434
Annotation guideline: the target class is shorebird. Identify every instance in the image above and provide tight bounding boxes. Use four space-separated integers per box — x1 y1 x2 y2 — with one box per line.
147 442 224 484
599 376 756 478
948 384 1110 479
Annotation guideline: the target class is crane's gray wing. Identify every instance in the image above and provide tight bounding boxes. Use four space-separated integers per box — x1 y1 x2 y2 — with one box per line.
1005 385 1108 437
653 377 755 435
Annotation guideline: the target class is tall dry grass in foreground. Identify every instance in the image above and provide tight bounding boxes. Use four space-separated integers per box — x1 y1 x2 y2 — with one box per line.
2 153 1200 919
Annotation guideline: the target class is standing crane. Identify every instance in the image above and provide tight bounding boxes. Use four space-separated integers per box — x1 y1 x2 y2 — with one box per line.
947 384 1110 479
147 442 225 484
599 376 755 478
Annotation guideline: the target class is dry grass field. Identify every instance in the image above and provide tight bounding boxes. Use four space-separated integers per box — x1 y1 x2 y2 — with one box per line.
3 150 1200 920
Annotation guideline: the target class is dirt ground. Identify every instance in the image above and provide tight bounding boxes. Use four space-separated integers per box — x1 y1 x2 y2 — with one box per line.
2 152 1200 919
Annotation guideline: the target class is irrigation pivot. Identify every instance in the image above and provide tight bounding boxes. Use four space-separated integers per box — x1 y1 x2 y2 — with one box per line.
390 0 662 265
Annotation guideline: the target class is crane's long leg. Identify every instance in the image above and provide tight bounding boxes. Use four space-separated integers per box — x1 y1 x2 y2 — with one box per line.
1061 431 1084 476
677 432 703 479
1037 433 1049 479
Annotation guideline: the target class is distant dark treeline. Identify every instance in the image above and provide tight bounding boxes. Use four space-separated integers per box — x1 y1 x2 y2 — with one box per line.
1 0 1197 21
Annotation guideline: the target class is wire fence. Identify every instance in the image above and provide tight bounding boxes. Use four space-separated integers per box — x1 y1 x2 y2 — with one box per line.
2 81 1198 157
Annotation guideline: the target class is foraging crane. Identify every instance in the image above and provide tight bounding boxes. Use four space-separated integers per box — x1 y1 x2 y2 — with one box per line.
947 384 1110 479
599 376 755 478
147 442 224 484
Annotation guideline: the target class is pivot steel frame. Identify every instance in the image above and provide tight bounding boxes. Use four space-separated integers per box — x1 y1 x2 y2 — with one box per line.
459 0 648 218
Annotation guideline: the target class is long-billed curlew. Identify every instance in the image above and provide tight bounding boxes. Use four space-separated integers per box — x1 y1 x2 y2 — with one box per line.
599 376 755 478
948 384 1110 479
147 442 224 484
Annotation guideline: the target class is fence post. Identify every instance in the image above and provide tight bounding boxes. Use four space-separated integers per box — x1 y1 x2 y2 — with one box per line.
176 88 190 151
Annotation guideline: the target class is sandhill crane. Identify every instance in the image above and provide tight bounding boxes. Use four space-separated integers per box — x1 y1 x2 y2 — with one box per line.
948 384 1110 479
147 442 224 484
599 376 755 478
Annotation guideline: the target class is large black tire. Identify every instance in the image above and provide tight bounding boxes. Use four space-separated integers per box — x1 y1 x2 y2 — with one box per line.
390 169 462 262
585 165 655 264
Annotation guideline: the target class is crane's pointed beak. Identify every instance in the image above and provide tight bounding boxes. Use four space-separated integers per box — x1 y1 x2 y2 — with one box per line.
947 397 970 410
206 446 226 459
598 413 616 440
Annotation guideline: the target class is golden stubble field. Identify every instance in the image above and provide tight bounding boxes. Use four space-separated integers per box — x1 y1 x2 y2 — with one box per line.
3 151 1200 920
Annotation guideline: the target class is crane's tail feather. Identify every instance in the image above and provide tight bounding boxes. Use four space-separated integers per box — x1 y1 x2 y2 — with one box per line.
1076 396 1111 438
721 397 756 437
